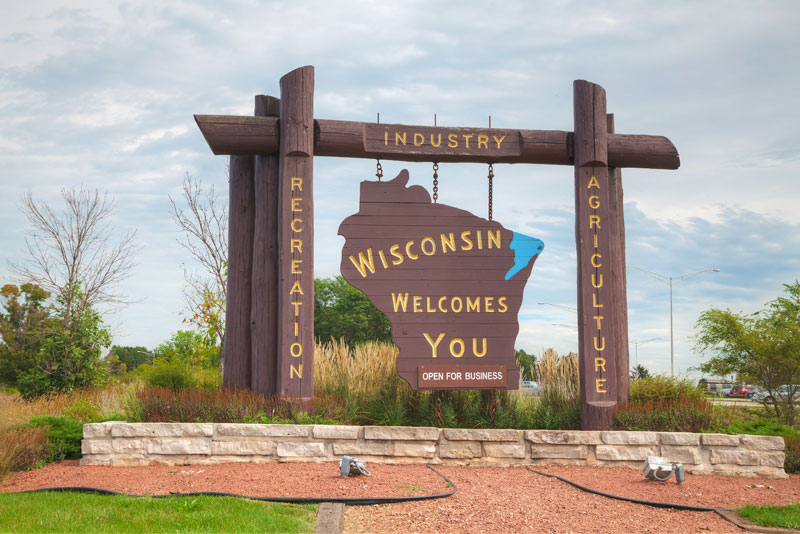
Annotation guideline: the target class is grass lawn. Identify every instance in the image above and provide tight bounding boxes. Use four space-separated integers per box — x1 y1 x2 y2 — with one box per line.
736 502 800 530
0 491 317 533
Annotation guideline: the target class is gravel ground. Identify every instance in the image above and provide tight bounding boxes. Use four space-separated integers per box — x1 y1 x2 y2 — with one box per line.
2 461 798 533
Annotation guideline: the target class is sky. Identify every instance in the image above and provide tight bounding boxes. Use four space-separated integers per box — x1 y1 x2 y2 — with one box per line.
1 0 799 380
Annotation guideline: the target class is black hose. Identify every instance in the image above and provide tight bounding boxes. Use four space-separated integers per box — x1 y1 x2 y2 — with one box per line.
3 464 456 507
525 466 724 512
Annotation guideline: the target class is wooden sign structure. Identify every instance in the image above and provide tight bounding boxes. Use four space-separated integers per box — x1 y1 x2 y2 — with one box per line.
194 66 679 428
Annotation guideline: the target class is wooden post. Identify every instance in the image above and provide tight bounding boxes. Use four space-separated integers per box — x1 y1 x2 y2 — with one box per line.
277 66 315 400
223 152 255 389
574 80 618 430
607 113 630 406
251 95 281 396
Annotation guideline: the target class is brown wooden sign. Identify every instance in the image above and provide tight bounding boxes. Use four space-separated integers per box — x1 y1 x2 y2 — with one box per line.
338 170 543 389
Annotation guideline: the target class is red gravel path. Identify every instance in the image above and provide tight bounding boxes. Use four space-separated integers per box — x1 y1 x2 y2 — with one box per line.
2 461 799 533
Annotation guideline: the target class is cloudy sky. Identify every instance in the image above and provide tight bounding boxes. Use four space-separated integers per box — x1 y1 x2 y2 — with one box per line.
1 1 798 379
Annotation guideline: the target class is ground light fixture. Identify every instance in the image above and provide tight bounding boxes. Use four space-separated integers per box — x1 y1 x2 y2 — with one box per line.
643 456 685 485
628 267 720 376
340 456 371 477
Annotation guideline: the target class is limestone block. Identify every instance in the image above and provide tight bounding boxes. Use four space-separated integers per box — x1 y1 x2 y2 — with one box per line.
710 449 759 466
112 439 148 454
393 442 437 458
760 451 785 468
211 440 276 456
701 434 740 447
443 428 520 442
276 442 325 457
332 442 391 456
483 442 525 458
660 446 702 465
147 438 211 455
83 422 115 439
530 445 589 459
741 435 785 451
364 426 440 441
80 454 113 466
81 439 113 455
601 431 657 445
111 423 213 438
312 425 360 440
658 433 700 446
438 440 482 459
595 445 657 461
525 430 602 445
215 424 311 438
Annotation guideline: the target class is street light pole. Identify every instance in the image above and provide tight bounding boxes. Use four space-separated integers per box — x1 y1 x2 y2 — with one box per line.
629 267 720 376
630 338 660 366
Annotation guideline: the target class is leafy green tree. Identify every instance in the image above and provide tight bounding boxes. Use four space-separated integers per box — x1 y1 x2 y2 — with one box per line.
109 345 153 371
630 364 651 380
694 281 800 424
16 283 111 398
153 330 219 370
0 284 53 386
314 276 392 345
515 349 536 381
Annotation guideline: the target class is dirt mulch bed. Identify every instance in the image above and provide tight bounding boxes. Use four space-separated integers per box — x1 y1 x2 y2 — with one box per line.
2 461 799 533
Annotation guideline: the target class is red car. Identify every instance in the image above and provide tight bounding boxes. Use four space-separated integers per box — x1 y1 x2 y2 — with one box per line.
725 386 751 398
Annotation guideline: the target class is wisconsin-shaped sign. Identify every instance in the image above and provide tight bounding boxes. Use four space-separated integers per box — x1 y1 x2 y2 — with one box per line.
338 170 544 389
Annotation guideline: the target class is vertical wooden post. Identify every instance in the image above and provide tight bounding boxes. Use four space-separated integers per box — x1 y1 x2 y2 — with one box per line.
251 95 281 396
574 80 618 430
607 113 630 405
224 152 255 389
277 66 315 400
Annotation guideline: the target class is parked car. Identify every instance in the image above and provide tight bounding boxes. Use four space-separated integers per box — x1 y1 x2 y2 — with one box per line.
698 379 733 397
751 385 798 405
725 386 751 398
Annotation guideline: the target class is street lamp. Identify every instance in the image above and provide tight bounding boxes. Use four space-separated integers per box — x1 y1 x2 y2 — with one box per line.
630 338 660 366
629 266 720 376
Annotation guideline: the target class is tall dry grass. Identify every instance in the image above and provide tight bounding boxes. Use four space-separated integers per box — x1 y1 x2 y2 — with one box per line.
0 427 49 481
314 339 399 400
535 348 579 398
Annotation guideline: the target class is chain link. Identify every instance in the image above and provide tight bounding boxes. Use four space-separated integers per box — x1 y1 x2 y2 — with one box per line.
488 163 494 221
432 162 439 203
376 159 383 181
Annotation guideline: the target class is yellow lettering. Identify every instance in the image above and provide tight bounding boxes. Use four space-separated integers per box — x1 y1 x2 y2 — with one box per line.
431 133 442 147
405 240 419 260
448 133 458 148
294 321 298 336
473 337 487 357
593 234 598 248
395 131 407 145
292 197 302 212
588 194 600 209
466 297 480 313
592 273 603 288
291 301 302 316
426 296 435 312
290 342 303 358
462 134 473 147
477 134 488 148
477 231 483 249
440 232 456 253
413 296 422 312
290 363 303 378
291 238 303 253
438 296 448 312
378 250 388 269
485 296 494 312
487 229 501 249
498 296 508 313
460 231 473 250
414 132 424 146
594 336 606 351
390 244 403 265
291 259 302 274
589 215 600 229
587 175 600 189
348 249 375 278
592 293 604 308
593 315 604 329
591 253 602 268
493 135 506 149
291 176 303 191
392 293 409 313
450 296 463 313
291 218 303 232
423 332 446 358
596 378 607 393
594 356 606 371
289 280 303 295
450 338 465 358
384 131 388 145
421 237 436 255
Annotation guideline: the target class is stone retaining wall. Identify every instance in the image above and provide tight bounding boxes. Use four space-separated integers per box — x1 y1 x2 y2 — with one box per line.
81 423 787 478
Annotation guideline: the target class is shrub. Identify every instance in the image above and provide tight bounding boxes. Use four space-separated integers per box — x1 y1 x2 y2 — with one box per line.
140 358 196 391
785 435 800 474
0 427 48 481
62 399 102 423
27 416 83 462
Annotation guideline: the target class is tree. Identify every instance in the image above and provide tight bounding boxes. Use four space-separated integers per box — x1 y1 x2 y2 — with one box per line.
630 364 651 380
694 281 800 424
153 330 219 370
109 345 153 371
314 276 392 345
0 283 53 386
168 174 227 361
515 349 537 381
13 187 138 321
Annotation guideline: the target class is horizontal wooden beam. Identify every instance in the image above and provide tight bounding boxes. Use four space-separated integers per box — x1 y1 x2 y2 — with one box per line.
194 115 680 170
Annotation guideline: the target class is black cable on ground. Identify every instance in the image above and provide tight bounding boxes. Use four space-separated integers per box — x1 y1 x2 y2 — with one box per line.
3 464 456 507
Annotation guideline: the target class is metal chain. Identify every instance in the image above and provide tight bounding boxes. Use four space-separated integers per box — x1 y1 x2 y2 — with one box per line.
376 159 383 181
432 162 439 203
488 163 494 221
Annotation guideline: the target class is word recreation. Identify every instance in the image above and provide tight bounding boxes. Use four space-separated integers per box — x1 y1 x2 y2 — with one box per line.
339 170 543 390
287 176 306 380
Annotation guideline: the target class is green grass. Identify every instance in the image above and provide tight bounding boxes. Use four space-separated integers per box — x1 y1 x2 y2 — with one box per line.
0 491 317 533
737 502 800 530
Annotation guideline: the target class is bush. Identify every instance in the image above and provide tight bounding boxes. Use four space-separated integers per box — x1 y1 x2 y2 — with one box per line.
785 435 800 474
27 416 84 463
62 399 102 423
0 427 48 481
140 358 196 391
